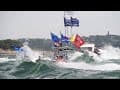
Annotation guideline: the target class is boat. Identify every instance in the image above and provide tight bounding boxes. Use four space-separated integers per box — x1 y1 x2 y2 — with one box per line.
51 11 101 62
80 43 101 56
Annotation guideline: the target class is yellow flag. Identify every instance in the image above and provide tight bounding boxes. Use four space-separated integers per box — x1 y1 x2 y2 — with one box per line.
70 34 76 42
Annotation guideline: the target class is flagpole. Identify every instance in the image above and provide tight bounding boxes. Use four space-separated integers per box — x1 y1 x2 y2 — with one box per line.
64 11 66 37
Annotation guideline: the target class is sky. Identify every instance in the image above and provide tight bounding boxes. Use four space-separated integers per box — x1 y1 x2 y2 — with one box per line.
0 11 120 40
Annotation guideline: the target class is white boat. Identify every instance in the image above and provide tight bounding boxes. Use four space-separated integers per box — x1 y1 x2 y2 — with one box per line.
80 43 101 56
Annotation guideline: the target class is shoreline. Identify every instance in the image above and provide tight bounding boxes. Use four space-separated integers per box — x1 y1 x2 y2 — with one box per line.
0 48 53 57
0 48 16 56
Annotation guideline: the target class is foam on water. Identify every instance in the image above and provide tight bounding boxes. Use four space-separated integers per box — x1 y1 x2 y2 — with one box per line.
3 43 120 72
56 62 120 71
16 44 52 62
63 45 120 63
99 45 120 60
0 57 16 63
87 45 120 62
16 44 40 63
69 51 83 61
56 45 120 71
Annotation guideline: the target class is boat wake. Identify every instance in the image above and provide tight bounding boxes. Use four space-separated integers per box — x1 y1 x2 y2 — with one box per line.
56 61 120 71
55 45 120 71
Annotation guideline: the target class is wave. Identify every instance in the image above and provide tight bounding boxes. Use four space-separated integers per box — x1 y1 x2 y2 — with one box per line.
56 61 120 71
75 45 120 62
0 57 16 63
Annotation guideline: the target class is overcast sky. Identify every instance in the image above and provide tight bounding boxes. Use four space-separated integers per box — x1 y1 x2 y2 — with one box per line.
0 11 120 40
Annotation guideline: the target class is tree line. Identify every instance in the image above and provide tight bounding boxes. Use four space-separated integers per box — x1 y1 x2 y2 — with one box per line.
0 35 120 51
0 39 23 50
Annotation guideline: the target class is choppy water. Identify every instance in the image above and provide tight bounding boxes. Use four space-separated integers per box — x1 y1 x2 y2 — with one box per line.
0 58 120 79
1 45 120 79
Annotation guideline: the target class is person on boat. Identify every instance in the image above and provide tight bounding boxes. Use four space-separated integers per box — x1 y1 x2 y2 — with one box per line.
54 42 60 47
59 41 62 47
53 40 65 62
38 56 41 60
54 41 63 51
88 47 92 52
56 55 64 62
36 56 41 62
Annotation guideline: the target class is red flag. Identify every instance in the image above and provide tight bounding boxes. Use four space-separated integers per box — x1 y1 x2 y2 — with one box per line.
73 34 84 48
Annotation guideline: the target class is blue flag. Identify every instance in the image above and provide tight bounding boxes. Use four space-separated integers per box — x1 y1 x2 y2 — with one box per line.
14 47 20 51
14 46 23 52
64 18 72 26
61 34 69 43
64 17 79 27
71 17 79 27
50 32 60 42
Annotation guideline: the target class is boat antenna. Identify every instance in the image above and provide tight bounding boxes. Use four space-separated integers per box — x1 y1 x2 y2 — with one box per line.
64 11 66 37
64 11 72 47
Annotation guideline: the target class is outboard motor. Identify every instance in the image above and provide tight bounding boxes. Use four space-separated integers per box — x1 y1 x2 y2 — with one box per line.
94 48 101 55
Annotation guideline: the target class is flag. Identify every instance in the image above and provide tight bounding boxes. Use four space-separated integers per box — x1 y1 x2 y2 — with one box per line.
14 47 20 51
64 17 72 26
50 32 60 42
70 34 76 42
71 17 79 27
64 17 79 27
61 34 69 43
73 34 84 48
70 34 84 48
14 47 23 52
